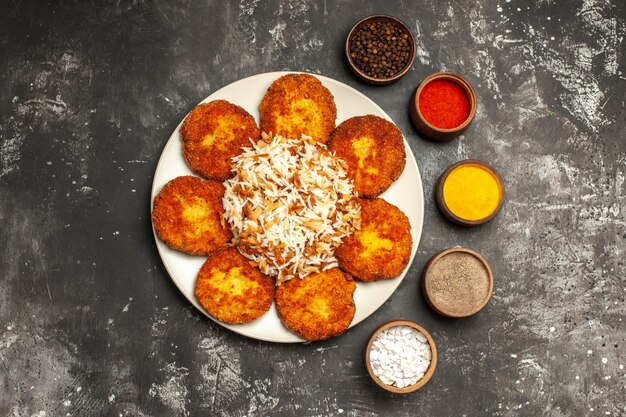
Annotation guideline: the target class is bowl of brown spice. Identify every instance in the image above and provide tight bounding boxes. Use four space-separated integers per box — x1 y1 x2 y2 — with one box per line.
346 15 416 85
421 248 494 318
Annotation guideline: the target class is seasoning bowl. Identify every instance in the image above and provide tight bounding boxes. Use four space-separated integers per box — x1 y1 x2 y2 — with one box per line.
365 320 437 393
422 248 494 318
410 72 477 140
345 15 416 85
435 159 505 227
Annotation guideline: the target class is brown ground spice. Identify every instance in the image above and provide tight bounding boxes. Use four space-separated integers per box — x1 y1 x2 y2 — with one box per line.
424 252 490 316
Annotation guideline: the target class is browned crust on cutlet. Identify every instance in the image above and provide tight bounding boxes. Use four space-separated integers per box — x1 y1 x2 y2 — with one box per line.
328 115 406 198
180 100 260 181
195 247 275 324
336 198 412 281
151 176 232 255
275 268 356 341
259 73 337 144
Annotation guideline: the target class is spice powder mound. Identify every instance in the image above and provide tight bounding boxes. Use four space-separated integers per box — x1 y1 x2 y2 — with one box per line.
419 79 471 129
424 252 490 316
442 163 502 222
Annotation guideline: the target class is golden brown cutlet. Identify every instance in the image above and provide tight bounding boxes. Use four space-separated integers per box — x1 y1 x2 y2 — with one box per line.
336 198 412 281
328 115 406 198
195 247 275 324
259 73 337 144
151 176 232 255
180 100 260 181
275 268 356 341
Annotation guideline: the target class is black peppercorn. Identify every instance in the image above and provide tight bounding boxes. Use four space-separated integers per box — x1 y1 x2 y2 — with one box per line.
349 19 412 79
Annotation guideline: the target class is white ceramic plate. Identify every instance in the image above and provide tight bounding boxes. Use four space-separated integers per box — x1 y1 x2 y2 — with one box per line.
151 71 424 343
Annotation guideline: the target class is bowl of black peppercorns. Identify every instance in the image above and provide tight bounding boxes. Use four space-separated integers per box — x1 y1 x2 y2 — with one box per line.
346 15 416 85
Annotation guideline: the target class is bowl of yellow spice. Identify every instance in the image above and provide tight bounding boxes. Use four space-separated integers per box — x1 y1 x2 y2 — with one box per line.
435 160 504 226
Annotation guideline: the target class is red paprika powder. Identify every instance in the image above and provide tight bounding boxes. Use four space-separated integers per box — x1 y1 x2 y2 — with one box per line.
418 79 471 129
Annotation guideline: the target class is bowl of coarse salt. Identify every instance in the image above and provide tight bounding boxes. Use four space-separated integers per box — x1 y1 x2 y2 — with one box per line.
365 320 437 393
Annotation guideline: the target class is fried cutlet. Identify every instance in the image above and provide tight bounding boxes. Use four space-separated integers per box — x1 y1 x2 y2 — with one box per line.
180 100 260 181
195 247 275 324
259 73 337 144
275 268 356 341
336 198 412 281
152 176 232 255
328 115 406 198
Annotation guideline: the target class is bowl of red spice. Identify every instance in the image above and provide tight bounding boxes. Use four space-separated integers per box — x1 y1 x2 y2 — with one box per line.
346 15 416 85
410 72 477 140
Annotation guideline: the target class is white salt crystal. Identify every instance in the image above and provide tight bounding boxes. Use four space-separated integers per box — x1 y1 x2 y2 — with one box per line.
369 325 432 389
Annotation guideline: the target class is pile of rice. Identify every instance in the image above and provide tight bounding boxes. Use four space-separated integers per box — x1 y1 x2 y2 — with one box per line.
223 133 361 285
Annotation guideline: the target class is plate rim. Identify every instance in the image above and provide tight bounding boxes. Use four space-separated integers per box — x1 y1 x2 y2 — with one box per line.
150 71 424 343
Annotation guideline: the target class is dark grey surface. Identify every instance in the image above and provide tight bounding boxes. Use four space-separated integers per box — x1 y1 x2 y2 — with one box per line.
1 1 625 416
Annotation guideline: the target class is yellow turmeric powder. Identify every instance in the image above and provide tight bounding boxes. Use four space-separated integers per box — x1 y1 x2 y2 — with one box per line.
442 163 502 221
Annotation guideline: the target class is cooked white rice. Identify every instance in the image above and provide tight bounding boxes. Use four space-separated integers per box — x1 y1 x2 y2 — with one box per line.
223 133 361 285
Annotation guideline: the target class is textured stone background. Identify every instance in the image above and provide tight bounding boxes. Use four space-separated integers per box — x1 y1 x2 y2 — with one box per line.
1 0 624 416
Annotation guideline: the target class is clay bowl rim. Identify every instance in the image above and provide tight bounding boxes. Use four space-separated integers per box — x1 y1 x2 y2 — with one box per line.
413 71 477 134
345 15 416 85
435 159 505 227
364 319 438 393
422 247 494 318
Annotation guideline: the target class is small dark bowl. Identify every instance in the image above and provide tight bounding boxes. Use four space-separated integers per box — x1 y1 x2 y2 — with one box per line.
345 15 416 86
435 159 505 227
365 320 438 393
421 248 494 318
410 72 477 140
